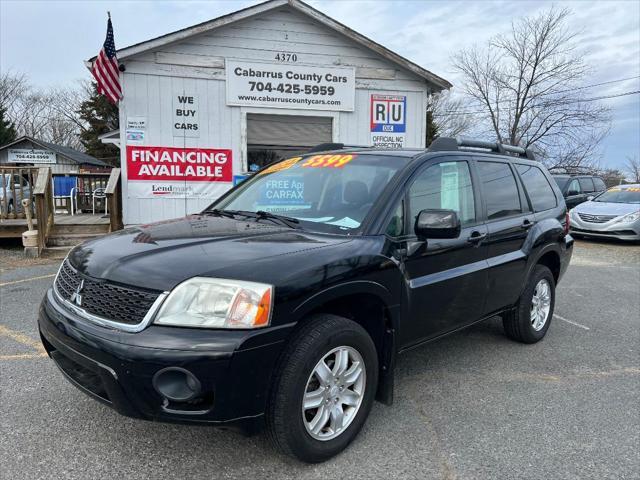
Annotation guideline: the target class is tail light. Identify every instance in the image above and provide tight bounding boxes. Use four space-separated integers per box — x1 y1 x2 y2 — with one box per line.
564 211 570 235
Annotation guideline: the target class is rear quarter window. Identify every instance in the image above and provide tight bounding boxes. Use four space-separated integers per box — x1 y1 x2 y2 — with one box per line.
578 177 595 193
592 177 606 191
516 164 557 212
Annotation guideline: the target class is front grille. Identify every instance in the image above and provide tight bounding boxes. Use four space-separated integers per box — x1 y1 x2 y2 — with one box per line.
577 213 617 223
55 259 160 325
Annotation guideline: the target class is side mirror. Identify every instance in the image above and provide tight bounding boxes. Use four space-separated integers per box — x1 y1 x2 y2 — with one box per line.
567 190 579 197
587 195 595 201
415 209 461 240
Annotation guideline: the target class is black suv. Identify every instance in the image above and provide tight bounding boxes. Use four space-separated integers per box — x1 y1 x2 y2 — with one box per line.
551 174 607 209
39 137 573 462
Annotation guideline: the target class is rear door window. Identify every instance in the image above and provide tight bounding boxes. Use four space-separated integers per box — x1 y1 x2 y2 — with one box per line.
516 164 557 212
592 177 606 191
477 161 522 220
566 179 581 195
579 177 595 193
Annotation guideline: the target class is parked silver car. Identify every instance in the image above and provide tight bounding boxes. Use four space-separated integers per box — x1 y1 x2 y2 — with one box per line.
570 184 640 241
0 173 33 216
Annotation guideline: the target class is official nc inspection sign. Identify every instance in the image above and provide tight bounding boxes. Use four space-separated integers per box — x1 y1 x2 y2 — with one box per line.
226 60 355 111
370 94 407 148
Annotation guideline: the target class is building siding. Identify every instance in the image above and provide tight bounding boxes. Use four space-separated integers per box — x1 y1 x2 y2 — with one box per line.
118 6 429 224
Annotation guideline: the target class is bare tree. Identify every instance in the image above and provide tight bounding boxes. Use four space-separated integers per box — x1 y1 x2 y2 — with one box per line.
624 155 640 183
0 71 88 149
429 91 474 138
453 8 610 167
0 70 29 113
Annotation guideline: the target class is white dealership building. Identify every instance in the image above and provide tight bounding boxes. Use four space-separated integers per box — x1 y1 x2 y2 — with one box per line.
92 0 451 225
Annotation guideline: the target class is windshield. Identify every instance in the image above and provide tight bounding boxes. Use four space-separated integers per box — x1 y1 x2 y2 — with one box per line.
211 153 407 233
594 187 640 204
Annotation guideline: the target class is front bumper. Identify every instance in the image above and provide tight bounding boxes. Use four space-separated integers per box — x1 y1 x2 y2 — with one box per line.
570 214 640 241
39 288 289 426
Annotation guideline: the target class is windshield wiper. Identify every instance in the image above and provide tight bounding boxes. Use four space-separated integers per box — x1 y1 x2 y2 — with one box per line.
204 208 301 229
202 208 238 219
255 210 301 229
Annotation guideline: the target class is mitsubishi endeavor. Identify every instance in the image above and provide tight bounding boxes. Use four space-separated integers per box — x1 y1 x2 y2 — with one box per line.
39 137 573 463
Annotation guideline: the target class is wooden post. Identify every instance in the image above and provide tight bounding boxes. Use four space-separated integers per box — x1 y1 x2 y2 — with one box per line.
33 167 53 255
105 168 123 232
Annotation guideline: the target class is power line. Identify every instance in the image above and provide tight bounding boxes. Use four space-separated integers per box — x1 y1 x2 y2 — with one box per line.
437 74 640 115
439 89 640 116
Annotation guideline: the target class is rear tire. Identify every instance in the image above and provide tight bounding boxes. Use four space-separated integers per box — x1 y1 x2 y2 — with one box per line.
266 314 378 463
503 265 555 344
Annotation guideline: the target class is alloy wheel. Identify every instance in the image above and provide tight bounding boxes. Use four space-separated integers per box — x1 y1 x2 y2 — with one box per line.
530 279 551 331
302 346 366 441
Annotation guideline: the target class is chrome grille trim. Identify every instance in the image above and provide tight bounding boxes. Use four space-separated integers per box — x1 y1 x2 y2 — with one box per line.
577 213 617 223
53 259 168 333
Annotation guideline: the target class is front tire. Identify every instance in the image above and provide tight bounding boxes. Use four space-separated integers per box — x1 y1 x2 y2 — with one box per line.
267 314 378 463
503 265 555 343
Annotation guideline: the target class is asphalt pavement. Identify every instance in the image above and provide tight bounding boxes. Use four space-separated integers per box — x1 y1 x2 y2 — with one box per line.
1 239 638 479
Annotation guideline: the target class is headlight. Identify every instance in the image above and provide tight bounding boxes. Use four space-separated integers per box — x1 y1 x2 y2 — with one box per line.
615 210 640 224
154 277 273 329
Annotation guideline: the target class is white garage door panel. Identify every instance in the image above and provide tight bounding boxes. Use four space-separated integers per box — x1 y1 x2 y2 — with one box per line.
247 114 332 147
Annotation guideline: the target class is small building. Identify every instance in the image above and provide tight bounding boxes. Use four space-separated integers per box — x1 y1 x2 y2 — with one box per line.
91 0 451 225
0 136 110 174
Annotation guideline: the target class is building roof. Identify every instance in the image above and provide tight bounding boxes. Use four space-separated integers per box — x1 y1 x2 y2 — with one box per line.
0 136 109 167
87 0 452 91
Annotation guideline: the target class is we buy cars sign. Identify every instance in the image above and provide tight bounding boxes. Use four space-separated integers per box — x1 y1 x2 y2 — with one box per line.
126 145 232 198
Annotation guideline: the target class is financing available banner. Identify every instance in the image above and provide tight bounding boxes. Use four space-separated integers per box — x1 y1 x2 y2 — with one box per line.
126 145 233 199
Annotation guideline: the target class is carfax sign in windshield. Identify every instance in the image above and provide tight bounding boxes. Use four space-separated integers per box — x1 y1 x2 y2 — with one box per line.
226 60 355 111
256 174 309 212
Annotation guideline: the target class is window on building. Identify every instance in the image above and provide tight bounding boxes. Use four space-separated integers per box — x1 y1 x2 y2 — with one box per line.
477 162 522 220
516 164 557 212
578 177 595 193
408 161 476 229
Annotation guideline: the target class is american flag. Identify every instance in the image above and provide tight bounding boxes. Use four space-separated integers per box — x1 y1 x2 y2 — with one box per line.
91 16 122 104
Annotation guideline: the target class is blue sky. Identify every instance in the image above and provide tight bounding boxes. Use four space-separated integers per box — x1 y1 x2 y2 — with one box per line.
1 0 638 170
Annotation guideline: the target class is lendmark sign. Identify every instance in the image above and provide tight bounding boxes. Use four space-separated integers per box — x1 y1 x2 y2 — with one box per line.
126 146 232 199
226 60 355 111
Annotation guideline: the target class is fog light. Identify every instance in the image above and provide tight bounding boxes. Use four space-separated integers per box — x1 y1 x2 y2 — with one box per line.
152 367 201 402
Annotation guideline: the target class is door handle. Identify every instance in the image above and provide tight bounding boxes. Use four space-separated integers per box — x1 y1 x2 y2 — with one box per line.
521 219 535 230
467 231 487 244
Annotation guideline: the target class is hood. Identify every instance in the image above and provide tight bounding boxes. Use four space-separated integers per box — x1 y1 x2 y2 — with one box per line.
573 201 639 216
68 215 350 291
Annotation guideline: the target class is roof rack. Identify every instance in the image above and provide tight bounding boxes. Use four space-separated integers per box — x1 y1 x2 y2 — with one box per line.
428 137 536 160
547 166 593 175
305 143 371 153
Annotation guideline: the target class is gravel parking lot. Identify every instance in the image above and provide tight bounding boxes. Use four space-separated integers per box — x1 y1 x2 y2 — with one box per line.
1 239 638 479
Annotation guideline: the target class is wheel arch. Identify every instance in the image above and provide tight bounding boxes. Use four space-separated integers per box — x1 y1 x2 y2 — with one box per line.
521 244 562 298
291 281 399 405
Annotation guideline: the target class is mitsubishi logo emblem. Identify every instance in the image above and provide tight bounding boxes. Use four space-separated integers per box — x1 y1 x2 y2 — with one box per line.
70 279 84 306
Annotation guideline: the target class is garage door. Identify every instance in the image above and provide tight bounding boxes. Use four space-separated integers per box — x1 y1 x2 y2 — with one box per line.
246 114 332 171
247 114 332 147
